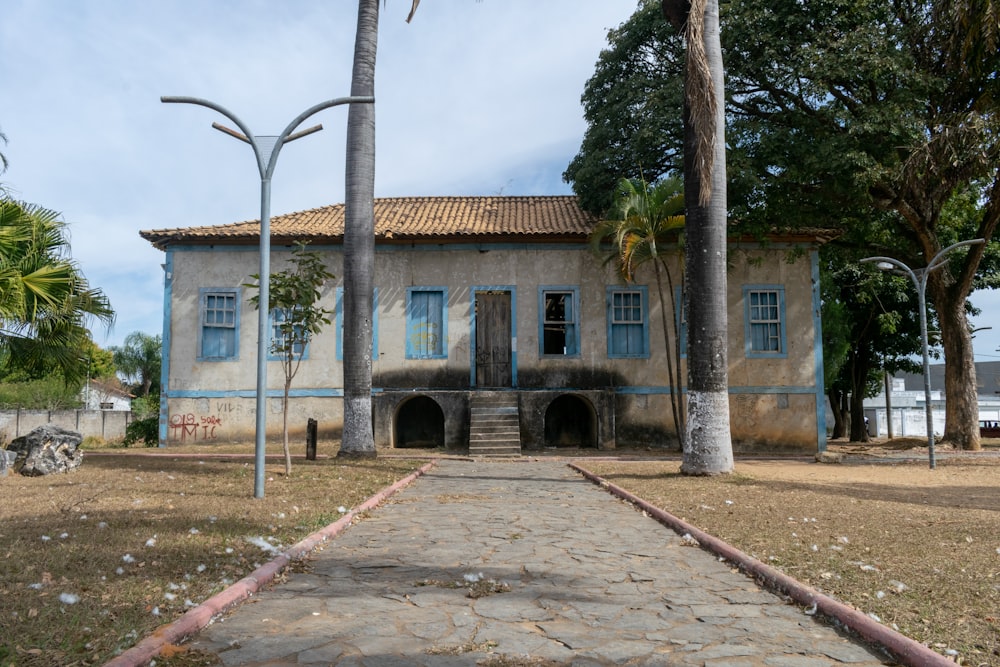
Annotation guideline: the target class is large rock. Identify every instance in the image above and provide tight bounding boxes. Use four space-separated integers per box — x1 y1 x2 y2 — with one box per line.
8 426 84 476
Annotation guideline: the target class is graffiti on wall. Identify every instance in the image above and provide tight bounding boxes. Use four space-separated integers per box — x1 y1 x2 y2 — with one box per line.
169 413 222 441
215 401 252 415
408 322 446 357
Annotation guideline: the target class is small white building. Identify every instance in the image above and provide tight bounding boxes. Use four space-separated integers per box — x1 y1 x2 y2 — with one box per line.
81 380 134 411
863 361 1000 437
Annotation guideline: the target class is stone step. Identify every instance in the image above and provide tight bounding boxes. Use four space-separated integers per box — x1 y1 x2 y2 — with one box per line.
467 448 521 458
468 393 521 457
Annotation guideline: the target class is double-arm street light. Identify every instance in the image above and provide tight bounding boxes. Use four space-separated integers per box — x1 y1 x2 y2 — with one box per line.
161 95 373 498
860 238 985 469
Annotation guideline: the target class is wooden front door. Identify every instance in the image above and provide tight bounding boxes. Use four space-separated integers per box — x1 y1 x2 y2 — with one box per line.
475 291 512 387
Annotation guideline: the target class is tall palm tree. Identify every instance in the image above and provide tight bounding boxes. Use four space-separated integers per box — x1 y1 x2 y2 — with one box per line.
664 0 734 475
0 199 114 383
109 331 162 397
338 0 380 459
338 0 425 459
591 177 687 449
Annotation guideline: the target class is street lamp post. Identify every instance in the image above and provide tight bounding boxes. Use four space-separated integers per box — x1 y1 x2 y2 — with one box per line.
861 238 985 469
161 95 373 498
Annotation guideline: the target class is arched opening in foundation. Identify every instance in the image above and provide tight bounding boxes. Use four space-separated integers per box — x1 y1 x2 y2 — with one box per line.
394 396 445 449
544 394 597 448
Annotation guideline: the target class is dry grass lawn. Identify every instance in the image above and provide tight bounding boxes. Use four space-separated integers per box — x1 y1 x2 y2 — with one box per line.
580 440 1000 667
2 438 999 666
0 442 430 667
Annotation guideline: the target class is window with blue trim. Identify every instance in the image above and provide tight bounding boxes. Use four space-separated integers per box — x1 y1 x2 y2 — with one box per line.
335 287 378 361
406 287 447 359
268 307 308 361
539 287 579 356
745 287 786 356
199 288 239 360
607 286 649 358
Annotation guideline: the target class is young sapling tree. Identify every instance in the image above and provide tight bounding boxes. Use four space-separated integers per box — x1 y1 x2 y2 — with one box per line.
245 242 335 475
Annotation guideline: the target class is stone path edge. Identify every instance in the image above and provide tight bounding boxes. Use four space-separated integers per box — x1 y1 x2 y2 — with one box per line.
568 461 955 667
102 460 440 667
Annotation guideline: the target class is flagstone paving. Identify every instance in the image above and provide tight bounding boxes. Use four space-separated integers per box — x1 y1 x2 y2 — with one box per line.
185 460 891 666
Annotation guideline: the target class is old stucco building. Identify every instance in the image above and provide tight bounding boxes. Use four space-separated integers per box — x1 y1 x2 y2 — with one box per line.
141 196 832 454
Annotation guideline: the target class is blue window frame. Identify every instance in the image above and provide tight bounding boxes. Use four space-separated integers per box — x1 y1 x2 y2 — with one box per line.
538 286 580 357
406 287 448 359
268 307 308 361
744 286 786 357
199 288 239 361
335 287 379 361
607 286 649 358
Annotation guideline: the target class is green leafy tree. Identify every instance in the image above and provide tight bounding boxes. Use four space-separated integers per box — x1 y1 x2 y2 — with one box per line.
823 260 924 442
564 5 686 216
591 177 687 449
0 377 82 410
84 339 117 381
0 199 114 384
0 333 114 385
724 0 1000 449
246 242 335 476
109 331 161 397
568 0 1000 451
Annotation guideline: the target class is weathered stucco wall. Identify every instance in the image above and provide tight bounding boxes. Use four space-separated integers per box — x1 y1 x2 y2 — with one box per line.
160 241 823 451
0 409 133 443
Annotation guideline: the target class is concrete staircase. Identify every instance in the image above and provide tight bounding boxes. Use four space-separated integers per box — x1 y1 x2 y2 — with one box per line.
468 392 521 457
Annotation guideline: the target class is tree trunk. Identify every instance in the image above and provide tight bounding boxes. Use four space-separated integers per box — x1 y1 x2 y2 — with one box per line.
841 391 851 437
932 282 981 450
848 388 869 443
653 260 685 450
846 349 871 442
339 0 378 459
828 388 846 439
282 379 292 476
680 0 733 475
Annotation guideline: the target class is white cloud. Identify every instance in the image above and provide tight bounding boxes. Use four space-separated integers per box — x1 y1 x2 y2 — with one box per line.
6 0 994 355
1 0 636 347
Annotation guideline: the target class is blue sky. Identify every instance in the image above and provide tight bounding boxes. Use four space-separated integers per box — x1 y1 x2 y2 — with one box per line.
1 0 638 348
2 0 998 361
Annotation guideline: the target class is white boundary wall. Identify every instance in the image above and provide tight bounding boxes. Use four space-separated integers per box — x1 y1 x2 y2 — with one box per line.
0 409 133 443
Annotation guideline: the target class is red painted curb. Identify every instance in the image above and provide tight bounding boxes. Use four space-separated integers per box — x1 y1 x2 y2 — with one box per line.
103 460 438 667
569 462 956 667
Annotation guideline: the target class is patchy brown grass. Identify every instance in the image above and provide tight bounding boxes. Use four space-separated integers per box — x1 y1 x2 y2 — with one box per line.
0 442 430 667
580 443 1000 667
5 438 1000 666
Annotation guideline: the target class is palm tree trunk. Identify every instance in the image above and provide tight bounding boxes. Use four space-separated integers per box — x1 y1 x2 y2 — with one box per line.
671 271 687 442
339 0 378 459
680 0 733 475
653 259 685 450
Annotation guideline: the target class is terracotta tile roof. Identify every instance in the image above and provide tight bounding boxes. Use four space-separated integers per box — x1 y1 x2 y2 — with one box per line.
140 196 600 249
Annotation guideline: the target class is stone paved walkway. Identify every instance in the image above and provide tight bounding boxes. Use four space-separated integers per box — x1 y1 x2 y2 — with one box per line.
185 460 890 666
